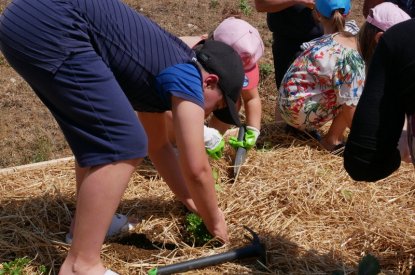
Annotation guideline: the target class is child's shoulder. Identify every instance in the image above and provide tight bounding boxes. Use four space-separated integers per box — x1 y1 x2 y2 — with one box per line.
300 34 332 51
333 33 358 51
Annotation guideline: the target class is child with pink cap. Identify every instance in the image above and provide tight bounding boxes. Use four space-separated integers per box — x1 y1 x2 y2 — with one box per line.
209 17 264 152
173 17 265 158
358 2 411 66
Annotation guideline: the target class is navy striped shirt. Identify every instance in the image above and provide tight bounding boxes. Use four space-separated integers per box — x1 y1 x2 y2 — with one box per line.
0 0 202 112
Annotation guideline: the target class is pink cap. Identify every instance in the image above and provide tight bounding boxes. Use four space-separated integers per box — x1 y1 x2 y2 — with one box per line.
213 17 264 71
366 2 410 31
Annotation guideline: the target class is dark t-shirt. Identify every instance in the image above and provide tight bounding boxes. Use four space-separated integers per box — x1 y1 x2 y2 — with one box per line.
391 0 415 17
344 19 415 182
266 5 323 39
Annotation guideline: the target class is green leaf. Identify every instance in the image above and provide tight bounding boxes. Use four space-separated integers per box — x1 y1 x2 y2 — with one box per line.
212 168 219 181
341 189 353 201
185 213 213 246
214 183 222 192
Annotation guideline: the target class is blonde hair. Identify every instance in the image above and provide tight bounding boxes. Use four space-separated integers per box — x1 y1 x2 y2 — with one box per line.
318 9 351 34
357 22 382 67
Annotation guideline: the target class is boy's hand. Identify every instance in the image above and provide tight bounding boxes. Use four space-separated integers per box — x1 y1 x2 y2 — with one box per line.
204 126 225 160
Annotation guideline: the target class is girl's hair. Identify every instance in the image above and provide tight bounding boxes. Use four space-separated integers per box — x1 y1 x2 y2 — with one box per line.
318 9 351 34
331 10 345 33
357 22 382 66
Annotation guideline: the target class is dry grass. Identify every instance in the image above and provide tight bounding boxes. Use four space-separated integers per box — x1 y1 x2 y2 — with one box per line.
1 124 415 274
2 0 411 274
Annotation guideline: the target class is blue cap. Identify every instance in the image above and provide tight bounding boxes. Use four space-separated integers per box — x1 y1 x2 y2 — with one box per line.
315 0 351 18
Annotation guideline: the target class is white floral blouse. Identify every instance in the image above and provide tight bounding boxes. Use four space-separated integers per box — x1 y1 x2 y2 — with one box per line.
278 33 366 131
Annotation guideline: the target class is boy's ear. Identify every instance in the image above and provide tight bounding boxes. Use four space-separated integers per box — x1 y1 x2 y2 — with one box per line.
203 74 219 89
374 31 384 43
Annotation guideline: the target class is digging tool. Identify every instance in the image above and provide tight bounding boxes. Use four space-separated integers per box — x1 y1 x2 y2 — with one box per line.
233 125 247 177
147 226 266 275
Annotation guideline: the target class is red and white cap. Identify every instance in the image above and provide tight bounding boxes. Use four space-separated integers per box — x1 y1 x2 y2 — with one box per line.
213 17 264 73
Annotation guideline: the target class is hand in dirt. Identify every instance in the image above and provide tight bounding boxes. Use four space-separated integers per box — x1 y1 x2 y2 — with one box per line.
206 209 229 244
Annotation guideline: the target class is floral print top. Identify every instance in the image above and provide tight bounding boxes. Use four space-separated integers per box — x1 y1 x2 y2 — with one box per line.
278 33 365 131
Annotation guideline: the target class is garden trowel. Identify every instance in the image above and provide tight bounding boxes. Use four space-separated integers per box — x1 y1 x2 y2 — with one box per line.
233 125 247 177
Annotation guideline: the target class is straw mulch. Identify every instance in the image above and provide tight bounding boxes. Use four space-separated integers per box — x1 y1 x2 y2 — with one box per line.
1 123 415 275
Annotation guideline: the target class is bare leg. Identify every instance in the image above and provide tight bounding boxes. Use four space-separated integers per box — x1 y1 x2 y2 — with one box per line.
59 158 141 275
321 105 355 151
68 162 88 235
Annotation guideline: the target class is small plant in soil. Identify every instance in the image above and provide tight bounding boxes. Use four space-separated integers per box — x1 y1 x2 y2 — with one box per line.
185 213 213 246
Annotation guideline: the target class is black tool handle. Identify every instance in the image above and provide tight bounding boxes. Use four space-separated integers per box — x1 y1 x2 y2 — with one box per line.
152 244 263 275
237 125 246 142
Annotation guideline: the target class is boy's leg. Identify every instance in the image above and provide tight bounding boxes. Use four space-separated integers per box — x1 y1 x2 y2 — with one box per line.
3 50 147 274
60 158 141 275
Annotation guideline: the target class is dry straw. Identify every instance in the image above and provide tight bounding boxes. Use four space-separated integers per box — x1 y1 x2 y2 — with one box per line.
1 123 415 274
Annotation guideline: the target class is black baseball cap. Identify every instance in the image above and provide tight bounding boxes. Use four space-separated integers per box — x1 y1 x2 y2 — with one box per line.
195 40 244 126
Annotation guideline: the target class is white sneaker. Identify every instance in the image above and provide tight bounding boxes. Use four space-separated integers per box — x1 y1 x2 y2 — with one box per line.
65 213 135 244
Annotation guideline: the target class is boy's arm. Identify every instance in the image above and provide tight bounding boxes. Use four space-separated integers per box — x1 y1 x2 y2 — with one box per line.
137 111 198 213
242 86 262 131
171 96 228 243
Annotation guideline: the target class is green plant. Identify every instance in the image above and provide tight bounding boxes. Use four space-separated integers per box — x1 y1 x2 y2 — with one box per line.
239 0 252 15
259 63 274 79
209 0 219 9
31 136 52 163
38 265 47 274
185 213 213 246
0 257 30 275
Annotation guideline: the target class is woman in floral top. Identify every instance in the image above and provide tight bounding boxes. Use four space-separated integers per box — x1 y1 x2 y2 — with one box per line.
277 0 366 152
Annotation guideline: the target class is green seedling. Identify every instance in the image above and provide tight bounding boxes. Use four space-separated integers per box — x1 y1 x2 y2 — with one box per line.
259 63 274 79
209 0 219 9
341 189 353 201
185 213 213 246
0 257 30 275
0 257 47 275
239 0 252 15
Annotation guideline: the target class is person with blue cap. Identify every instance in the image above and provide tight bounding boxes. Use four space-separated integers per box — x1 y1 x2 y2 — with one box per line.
276 0 366 153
